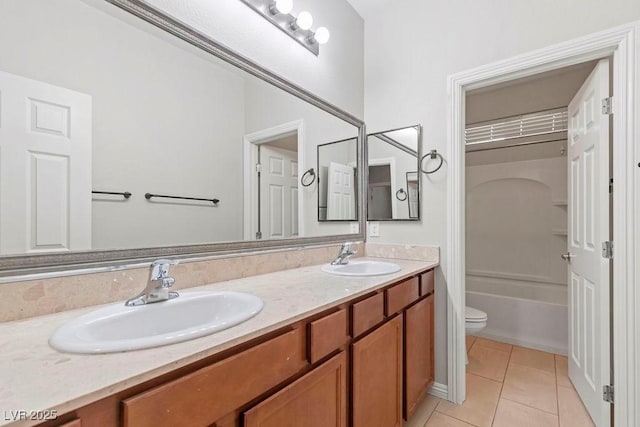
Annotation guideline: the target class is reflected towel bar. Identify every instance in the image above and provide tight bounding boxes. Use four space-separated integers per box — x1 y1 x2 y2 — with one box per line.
92 191 132 199
145 193 219 204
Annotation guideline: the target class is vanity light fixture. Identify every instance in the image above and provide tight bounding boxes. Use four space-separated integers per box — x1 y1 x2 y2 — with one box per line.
295 11 313 30
240 0 330 56
270 0 293 14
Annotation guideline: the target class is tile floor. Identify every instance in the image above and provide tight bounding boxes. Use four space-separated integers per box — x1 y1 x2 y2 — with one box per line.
405 336 595 427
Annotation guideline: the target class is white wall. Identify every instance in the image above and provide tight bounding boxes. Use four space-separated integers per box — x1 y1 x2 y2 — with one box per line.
145 0 365 118
351 0 640 385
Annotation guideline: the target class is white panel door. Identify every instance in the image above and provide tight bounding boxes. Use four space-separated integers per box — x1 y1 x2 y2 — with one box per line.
0 70 92 254
326 161 355 220
259 145 298 239
566 59 610 426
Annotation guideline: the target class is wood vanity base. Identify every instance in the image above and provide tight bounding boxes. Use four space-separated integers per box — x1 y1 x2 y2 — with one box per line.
39 268 436 427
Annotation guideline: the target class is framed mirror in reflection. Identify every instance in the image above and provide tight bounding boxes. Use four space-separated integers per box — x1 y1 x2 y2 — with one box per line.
0 0 362 264
317 138 358 222
367 125 422 221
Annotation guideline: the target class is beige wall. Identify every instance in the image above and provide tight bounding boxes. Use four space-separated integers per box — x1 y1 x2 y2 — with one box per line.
466 61 596 124
350 0 640 385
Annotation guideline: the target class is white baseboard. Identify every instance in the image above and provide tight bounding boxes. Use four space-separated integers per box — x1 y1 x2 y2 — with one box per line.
428 382 448 400
477 330 568 356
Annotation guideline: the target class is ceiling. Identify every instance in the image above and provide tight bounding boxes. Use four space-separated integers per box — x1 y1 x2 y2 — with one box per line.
345 0 387 19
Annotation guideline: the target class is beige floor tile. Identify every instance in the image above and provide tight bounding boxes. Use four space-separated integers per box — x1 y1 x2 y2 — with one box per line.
510 346 556 373
554 355 572 388
426 412 475 427
466 336 477 352
467 345 510 382
436 373 501 427
474 337 513 353
493 398 559 427
557 385 595 426
405 394 443 427
502 363 558 414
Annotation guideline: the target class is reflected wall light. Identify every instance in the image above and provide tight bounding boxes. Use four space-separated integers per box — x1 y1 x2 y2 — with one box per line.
240 0 330 56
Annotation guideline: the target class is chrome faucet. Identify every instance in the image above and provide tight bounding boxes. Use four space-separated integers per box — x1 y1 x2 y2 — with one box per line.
125 259 179 306
331 242 357 265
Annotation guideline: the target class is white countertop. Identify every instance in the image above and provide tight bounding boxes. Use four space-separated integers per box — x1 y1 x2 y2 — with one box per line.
0 257 437 426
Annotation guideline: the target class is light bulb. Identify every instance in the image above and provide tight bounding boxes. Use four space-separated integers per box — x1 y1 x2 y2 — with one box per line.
273 0 293 14
314 27 330 44
296 11 313 30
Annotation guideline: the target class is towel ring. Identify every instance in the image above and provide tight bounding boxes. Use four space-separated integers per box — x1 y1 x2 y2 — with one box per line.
396 188 408 201
301 168 316 187
420 149 444 174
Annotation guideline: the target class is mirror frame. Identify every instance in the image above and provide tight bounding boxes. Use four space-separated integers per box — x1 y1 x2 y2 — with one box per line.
316 137 359 222
366 124 422 222
0 0 366 278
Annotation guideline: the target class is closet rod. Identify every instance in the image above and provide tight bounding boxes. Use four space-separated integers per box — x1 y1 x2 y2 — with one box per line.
466 138 566 153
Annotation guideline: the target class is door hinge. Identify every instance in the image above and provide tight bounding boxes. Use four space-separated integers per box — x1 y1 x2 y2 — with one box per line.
255 163 262 173
255 231 262 240
602 97 613 115
602 241 613 259
609 178 613 194
603 385 614 403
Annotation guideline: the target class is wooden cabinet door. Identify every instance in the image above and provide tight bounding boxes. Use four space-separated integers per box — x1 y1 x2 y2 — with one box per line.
352 315 403 427
404 294 435 420
244 352 347 427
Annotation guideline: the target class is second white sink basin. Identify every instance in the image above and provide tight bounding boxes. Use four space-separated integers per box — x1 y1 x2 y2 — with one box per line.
321 260 401 277
49 291 263 354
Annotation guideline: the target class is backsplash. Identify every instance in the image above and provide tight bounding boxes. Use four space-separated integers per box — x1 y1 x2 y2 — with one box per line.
0 243 438 322
365 243 439 262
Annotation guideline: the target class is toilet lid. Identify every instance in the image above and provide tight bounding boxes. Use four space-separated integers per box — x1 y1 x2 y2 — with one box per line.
465 306 487 322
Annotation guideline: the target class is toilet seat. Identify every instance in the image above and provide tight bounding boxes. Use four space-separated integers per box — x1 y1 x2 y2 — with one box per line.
465 306 487 323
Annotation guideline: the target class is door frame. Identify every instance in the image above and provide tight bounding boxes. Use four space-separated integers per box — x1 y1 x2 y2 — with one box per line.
446 21 639 426
368 157 398 219
243 120 305 240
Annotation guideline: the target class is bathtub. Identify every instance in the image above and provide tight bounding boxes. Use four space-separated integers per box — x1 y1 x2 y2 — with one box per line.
466 290 568 356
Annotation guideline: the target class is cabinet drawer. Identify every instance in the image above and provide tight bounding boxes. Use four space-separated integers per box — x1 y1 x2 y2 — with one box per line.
352 293 384 338
308 308 349 363
420 269 435 296
122 328 307 427
244 352 347 427
386 277 419 315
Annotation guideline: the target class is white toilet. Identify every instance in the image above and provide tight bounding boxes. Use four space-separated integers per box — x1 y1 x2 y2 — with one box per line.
465 306 487 336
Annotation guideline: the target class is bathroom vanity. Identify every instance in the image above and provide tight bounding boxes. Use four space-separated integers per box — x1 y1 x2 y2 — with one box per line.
1 259 436 427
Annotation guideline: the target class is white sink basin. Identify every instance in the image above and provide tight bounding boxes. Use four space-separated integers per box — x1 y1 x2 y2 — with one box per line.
49 291 263 354
321 260 401 277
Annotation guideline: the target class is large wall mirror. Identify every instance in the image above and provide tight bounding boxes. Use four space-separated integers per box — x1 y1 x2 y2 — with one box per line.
367 125 422 221
0 0 364 274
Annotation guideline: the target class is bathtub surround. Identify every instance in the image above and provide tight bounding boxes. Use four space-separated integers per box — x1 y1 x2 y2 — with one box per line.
464 154 569 353
0 243 439 323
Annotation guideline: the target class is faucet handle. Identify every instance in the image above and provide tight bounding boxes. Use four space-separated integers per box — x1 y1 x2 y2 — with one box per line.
150 259 178 279
341 242 357 254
